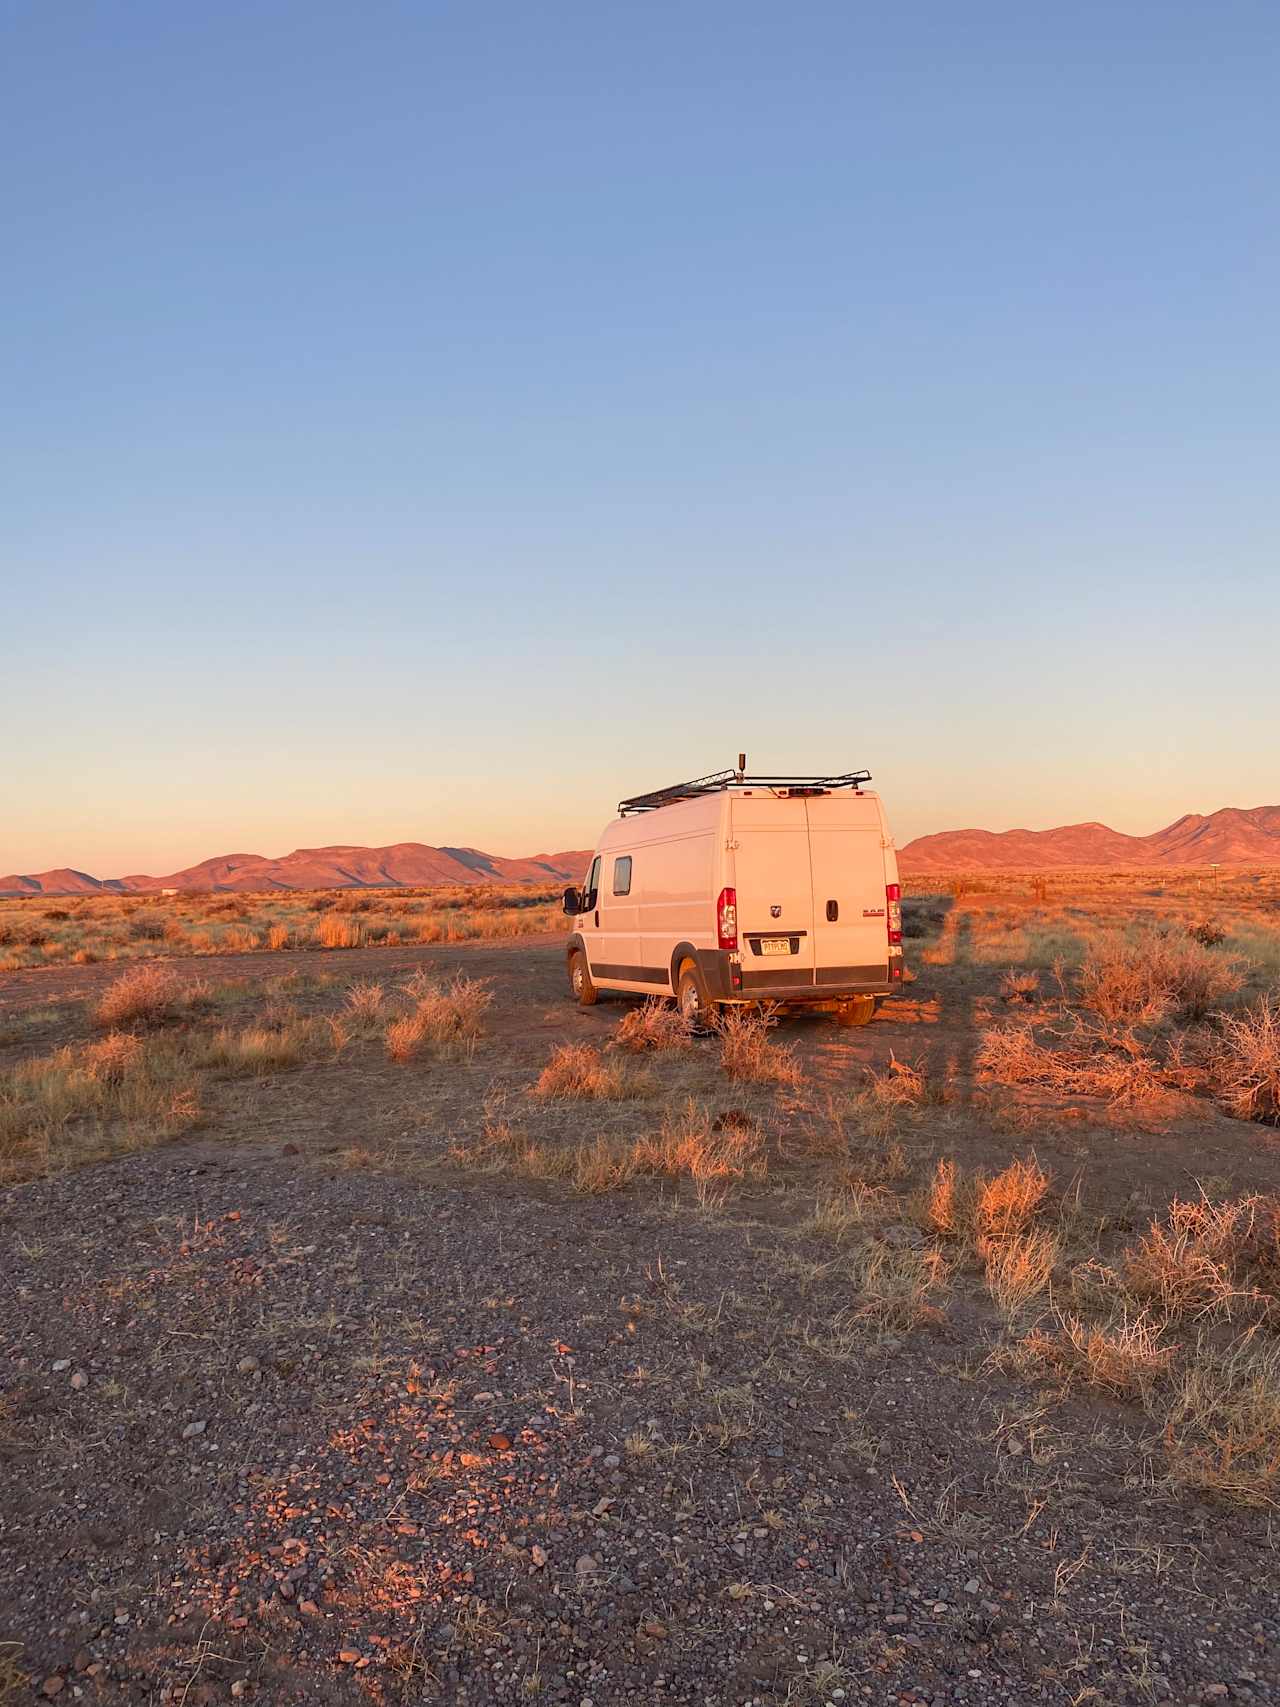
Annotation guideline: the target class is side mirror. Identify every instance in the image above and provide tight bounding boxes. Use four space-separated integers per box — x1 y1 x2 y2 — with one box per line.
561 886 581 916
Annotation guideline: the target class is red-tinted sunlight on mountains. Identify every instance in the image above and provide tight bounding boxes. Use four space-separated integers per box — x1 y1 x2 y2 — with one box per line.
7 805 1280 895
0 844 592 897
900 805 1280 872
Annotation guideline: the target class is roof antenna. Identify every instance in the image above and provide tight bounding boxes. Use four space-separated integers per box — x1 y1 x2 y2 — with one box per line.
736 752 746 781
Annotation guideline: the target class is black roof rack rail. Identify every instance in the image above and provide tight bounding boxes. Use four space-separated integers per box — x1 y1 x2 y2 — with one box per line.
618 769 872 816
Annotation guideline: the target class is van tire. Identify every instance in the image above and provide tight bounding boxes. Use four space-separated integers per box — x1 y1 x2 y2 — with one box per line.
835 995 877 1027
569 951 598 1007
676 959 712 1029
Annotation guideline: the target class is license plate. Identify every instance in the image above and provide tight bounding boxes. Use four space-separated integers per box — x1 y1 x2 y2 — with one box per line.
759 937 792 957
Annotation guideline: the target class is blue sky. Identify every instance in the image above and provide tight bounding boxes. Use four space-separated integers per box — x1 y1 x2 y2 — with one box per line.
4 1 1278 874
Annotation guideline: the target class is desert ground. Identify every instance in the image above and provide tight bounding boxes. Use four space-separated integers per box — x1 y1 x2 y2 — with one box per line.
3 874 1280 1705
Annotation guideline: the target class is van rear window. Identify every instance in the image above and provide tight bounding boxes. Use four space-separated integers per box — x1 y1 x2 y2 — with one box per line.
612 856 632 896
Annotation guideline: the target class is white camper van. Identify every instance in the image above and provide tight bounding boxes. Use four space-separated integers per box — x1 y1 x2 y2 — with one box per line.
562 764 904 1026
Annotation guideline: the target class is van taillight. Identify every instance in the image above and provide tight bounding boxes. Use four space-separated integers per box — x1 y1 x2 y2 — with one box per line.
886 882 902 945
717 887 738 951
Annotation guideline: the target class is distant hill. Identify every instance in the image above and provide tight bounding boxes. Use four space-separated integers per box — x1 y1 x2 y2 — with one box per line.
900 805 1280 872
0 843 593 897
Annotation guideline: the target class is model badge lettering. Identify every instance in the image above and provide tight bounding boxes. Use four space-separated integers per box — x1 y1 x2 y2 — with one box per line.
863 906 885 917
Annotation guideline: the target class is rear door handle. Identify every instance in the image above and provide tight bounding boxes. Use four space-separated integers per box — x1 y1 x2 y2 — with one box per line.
594 910 600 927
826 900 839 922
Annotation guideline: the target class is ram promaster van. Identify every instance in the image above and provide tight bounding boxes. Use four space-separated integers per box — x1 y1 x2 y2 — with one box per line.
562 761 903 1026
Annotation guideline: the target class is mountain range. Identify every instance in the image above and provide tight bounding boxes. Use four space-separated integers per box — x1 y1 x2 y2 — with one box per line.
899 805 1280 872
0 844 593 897
5 805 1280 895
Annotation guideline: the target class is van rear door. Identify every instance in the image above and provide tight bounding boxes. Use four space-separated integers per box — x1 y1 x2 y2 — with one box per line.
805 794 889 987
729 795 816 978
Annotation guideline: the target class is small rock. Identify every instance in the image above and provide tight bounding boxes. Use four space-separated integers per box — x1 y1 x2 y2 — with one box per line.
231 1683 248 1699
299 1600 319 1616
52 1359 71 1373
41 1678 65 1699
603 1453 620 1468
338 1649 360 1664
237 1357 259 1375
575 1553 597 1577
531 1545 548 1568
964 1578 980 1594
70 1371 89 1391
488 1433 512 1451
181 1421 207 1440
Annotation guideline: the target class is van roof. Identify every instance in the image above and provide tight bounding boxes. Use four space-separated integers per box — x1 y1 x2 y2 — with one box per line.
618 768 873 816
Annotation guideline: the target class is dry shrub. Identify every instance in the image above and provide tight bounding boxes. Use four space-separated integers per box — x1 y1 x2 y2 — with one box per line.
924 1156 960 1236
315 916 362 950
1123 1195 1280 1323
93 964 188 1031
386 976 493 1062
615 999 694 1053
1020 1311 1174 1398
534 1043 643 1100
999 968 1040 1003
715 1006 802 1087
1189 919 1227 947
1080 927 1242 1024
978 1014 1167 1109
81 1032 142 1085
1156 1331 1280 1507
631 1099 766 1183
266 923 290 952
1201 994 1280 1125
976 1154 1050 1244
985 1228 1059 1315
345 980 385 1020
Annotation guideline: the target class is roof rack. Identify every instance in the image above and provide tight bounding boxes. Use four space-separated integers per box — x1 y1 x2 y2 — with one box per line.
619 767 872 816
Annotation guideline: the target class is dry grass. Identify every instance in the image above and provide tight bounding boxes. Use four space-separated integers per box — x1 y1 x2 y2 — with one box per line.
344 979 386 1021
1080 927 1243 1024
984 1227 1059 1316
533 1043 647 1100
454 1098 763 1196
978 1014 1169 1109
1155 1330 1280 1507
0 1035 203 1182
0 1643 28 1701
975 1154 1051 1245
839 1240 948 1333
614 999 694 1054
715 1006 802 1087
1122 1194 1280 1323
1200 994 1280 1125
385 976 493 1063
93 963 192 1031
1000 968 1040 1003
631 1099 766 1183
315 915 363 950
1019 1311 1174 1398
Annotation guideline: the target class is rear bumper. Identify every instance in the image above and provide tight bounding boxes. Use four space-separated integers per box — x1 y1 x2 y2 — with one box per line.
700 949 901 1003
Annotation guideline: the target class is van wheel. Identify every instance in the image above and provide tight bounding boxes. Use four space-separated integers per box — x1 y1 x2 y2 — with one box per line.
569 951 598 1007
835 995 877 1027
676 960 712 1029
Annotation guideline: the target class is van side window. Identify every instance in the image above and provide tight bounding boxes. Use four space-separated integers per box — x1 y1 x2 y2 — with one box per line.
612 855 632 896
581 856 601 912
